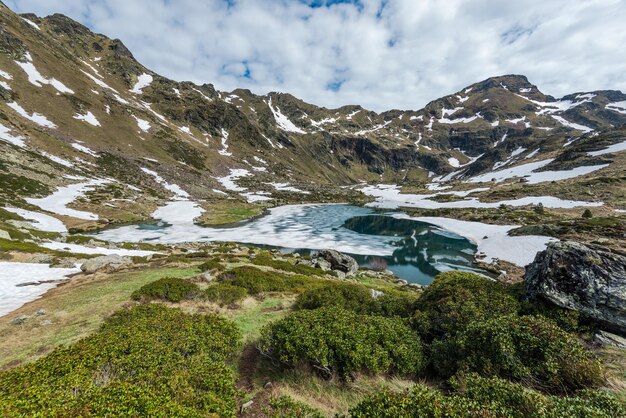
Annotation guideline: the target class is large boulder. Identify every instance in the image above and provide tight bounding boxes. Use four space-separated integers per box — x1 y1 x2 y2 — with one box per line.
81 255 132 274
525 241 626 334
316 249 359 276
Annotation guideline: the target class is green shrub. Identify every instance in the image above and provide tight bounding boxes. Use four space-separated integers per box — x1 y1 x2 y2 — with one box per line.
205 283 248 305
349 375 625 418
131 277 201 302
264 395 324 418
295 283 417 318
431 315 604 392
198 258 224 272
375 290 419 318
0 304 241 417
549 389 626 418
295 282 374 314
218 266 320 294
252 253 325 276
259 307 424 380
348 384 485 417
413 271 520 339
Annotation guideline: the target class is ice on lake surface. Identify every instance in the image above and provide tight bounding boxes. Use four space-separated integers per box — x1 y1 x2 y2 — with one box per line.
94 203 483 285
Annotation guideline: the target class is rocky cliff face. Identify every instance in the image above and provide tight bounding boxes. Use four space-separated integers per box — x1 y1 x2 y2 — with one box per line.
525 241 626 334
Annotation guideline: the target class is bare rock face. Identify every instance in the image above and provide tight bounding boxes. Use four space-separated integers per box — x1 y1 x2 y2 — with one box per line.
525 241 626 334
81 255 132 274
316 249 359 276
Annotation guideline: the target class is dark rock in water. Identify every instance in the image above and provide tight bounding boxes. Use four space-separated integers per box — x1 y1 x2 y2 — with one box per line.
316 249 359 276
525 241 626 334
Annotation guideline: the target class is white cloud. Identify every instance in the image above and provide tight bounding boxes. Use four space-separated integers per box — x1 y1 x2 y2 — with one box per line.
6 0 626 111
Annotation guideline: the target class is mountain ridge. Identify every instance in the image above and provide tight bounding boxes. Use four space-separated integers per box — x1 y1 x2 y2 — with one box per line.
0 3 624 233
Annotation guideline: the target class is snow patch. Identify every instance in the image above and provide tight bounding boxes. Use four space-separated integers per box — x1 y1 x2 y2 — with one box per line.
0 262 80 317
588 140 626 156
267 182 310 194
26 179 109 220
7 101 56 128
468 159 608 184
129 73 153 94
15 52 74 94
40 242 155 257
606 100 626 115
133 116 151 132
3 207 67 232
268 97 306 134
550 115 593 133
22 18 40 30
73 111 100 127
0 123 26 147
71 143 98 157
219 128 232 156
141 168 189 199
216 169 251 192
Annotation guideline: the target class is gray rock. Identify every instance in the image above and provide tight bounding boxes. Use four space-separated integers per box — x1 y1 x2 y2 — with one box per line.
394 279 409 285
370 289 384 299
24 254 55 264
525 241 626 334
317 249 359 276
0 229 11 240
314 258 332 272
240 400 254 413
35 309 47 316
81 255 132 274
10 315 28 325
54 259 78 268
594 330 626 349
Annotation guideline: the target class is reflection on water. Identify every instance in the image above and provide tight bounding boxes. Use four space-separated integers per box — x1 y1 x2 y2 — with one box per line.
341 215 484 285
93 204 487 285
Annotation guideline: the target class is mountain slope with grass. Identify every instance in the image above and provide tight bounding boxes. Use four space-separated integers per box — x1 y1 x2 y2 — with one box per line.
0 3 625 232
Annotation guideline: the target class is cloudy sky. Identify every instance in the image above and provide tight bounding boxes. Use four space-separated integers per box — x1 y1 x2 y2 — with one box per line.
6 0 626 111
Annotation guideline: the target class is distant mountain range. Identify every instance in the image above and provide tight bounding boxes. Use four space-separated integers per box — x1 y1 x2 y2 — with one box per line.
1 3 625 223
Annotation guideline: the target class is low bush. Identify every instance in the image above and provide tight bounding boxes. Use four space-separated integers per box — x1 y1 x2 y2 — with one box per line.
295 282 417 317
259 307 424 379
412 271 520 339
205 282 248 305
349 374 625 418
252 252 325 276
348 384 485 417
0 304 241 417
218 266 320 294
431 314 604 392
198 258 224 272
131 277 202 302
295 282 374 314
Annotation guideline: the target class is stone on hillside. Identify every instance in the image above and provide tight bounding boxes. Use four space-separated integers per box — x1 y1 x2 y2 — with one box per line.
594 330 626 349
24 254 55 264
316 249 359 276
0 229 11 240
525 241 626 334
314 258 332 271
10 315 28 325
81 255 132 274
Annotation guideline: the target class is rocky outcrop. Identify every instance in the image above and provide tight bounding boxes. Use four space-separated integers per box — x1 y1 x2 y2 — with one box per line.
525 241 626 334
81 255 132 274
315 249 359 276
